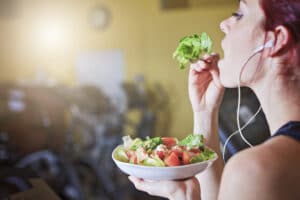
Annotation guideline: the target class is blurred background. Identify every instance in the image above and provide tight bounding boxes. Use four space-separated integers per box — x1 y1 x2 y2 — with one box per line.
0 0 270 199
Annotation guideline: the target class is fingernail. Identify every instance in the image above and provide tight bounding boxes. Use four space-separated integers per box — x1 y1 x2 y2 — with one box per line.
193 66 201 72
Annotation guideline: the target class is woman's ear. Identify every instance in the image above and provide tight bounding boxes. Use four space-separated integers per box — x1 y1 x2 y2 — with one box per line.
270 25 294 56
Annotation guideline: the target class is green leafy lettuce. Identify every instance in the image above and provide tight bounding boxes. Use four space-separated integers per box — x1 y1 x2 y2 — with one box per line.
129 138 144 150
190 148 216 163
173 32 213 70
143 137 162 152
142 157 165 167
115 147 129 162
178 134 204 149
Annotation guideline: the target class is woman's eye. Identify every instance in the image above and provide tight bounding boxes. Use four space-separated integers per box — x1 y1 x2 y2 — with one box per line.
232 12 243 20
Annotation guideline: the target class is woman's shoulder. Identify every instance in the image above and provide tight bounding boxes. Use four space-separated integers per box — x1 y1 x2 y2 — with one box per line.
227 136 300 176
219 137 300 200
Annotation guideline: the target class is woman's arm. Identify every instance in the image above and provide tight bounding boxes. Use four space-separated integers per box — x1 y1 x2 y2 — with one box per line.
129 54 225 200
188 54 225 200
194 111 224 200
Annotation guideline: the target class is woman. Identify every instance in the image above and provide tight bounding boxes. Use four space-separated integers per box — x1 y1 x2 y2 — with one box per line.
129 0 300 199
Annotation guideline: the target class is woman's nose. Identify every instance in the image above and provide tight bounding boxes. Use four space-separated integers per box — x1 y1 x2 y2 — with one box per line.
220 19 229 34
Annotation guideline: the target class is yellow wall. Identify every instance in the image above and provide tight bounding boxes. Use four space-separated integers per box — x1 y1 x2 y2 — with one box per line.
142 3 236 138
0 0 237 138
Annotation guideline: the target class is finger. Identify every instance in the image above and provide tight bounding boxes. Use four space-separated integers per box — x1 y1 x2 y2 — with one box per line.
129 176 175 198
128 176 143 186
210 53 220 67
190 62 205 72
202 53 219 63
128 176 157 194
195 53 220 70
185 177 201 199
202 54 213 63
193 58 212 70
202 53 222 86
128 176 139 182
210 52 219 57
209 69 223 89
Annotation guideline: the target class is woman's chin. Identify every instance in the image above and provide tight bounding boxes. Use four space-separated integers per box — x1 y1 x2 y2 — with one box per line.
219 74 237 88
218 60 238 88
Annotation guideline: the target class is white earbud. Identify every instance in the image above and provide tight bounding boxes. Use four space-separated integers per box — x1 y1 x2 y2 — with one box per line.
253 40 274 53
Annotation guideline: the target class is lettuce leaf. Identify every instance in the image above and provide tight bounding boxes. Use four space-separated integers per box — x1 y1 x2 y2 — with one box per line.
143 137 162 152
178 134 204 149
190 149 216 163
115 147 129 162
173 32 213 69
129 138 144 150
142 157 165 167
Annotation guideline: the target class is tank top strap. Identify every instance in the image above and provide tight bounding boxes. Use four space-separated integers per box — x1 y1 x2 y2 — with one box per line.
272 121 300 143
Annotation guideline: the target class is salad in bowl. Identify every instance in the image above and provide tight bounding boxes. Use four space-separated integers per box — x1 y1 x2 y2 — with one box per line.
112 134 218 180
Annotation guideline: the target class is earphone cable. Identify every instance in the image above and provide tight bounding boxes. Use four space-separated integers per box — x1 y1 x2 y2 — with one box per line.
222 51 262 161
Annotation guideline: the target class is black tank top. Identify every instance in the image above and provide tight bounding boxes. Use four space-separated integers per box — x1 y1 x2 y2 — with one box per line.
272 121 300 142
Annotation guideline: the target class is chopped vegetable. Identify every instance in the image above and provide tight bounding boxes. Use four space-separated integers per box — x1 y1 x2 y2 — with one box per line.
143 157 165 167
143 137 162 152
115 147 129 162
129 138 144 150
182 151 194 165
161 137 178 148
115 134 216 167
173 32 213 69
164 152 180 166
190 149 215 163
178 134 204 150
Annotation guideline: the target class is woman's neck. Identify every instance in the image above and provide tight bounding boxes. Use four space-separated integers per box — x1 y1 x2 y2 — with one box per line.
251 72 300 135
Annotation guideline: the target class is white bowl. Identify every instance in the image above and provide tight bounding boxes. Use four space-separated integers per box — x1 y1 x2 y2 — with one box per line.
112 145 218 181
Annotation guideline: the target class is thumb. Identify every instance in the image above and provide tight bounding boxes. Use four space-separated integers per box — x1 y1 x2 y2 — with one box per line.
128 176 163 196
209 68 223 89
208 53 222 88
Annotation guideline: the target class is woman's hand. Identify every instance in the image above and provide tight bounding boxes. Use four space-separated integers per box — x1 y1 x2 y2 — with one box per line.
128 176 201 200
189 53 224 113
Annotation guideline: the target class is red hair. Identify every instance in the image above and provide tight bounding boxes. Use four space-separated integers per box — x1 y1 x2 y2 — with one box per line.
260 0 300 43
260 0 300 68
